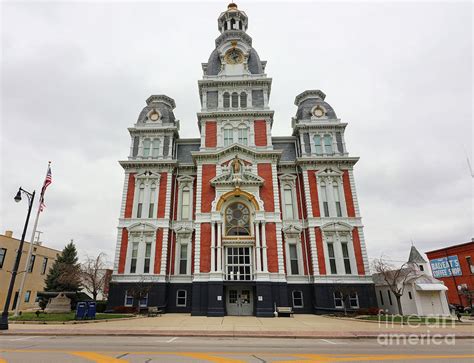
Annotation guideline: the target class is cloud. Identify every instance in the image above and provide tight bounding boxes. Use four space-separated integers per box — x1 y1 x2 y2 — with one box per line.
1 1 471 266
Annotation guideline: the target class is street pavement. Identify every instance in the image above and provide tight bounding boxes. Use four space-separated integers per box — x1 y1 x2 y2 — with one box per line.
0 335 473 362
5 314 474 339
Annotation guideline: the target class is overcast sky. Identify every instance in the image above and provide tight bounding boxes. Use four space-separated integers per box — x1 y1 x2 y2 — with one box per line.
1 1 472 267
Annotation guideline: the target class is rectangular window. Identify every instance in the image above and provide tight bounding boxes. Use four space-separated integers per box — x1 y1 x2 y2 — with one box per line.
289 244 299 275
379 290 384 305
148 186 156 218
130 242 138 273
181 189 190 220
177 290 187 307
152 140 160 158
139 294 148 307
284 188 294 219
238 128 248 145
341 242 352 274
179 243 188 275
231 92 239 108
143 139 151 157
321 185 330 217
408 291 413 300
466 256 474 274
314 135 323 155
143 242 151 273
292 291 303 308
226 247 252 281
124 291 133 306
28 255 36 273
41 257 48 275
224 128 233 147
0 248 6 268
334 291 343 308
387 290 393 305
132 137 139 157
335 132 344 154
137 184 145 218
324 134 333 154
333 185 342 217
327 243 337 274
349 292 359 308
24 290 31 303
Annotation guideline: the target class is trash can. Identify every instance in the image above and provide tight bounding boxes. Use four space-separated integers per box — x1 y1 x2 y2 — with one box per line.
75 302 87 320
86 302 96 319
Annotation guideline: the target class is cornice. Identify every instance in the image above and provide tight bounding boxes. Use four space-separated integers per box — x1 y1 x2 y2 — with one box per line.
198 78 272 88
197 110 274 120
191 143 282 162
296 156 359 166
119 159 178 169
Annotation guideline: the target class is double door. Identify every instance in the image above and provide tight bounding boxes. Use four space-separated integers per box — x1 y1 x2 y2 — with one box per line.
226 287 253 316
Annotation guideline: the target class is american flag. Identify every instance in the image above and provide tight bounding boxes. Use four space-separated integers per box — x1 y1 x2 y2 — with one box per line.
39 163 52 212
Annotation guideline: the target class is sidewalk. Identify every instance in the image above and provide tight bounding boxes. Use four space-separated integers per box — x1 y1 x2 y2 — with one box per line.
3 314 474 339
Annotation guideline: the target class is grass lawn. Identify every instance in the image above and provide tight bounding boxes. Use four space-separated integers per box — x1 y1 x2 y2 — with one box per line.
9 312 133 322
356 315 457 324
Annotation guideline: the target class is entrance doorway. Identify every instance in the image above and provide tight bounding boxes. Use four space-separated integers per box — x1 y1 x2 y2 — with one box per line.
226 286 253 316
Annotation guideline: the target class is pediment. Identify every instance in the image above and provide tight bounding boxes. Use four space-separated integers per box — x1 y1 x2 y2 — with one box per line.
315 167 343 177
282 224 303 238
211 170 264 187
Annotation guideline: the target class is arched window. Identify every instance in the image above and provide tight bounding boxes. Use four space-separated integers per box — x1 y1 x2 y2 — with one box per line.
225 202 251 236
223 92 230 108
240 92 247 108
152 139 160 158
238 126 248 145
283 185 294 219
224 126 233 146
143 139 151 157
231 92 239 108
324 134 333 155
314 135 322 155
230 18 236 30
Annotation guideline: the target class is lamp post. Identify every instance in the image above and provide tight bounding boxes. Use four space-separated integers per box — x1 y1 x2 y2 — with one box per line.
0 187 35 330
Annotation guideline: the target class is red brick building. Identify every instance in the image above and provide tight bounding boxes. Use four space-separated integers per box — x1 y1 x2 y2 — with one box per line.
107 4 376 316
426 241 474 307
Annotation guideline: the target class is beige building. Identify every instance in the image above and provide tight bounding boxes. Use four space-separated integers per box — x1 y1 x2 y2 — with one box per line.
0 231 60 311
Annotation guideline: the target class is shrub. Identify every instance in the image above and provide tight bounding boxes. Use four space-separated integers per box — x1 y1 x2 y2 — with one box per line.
96 301 107 313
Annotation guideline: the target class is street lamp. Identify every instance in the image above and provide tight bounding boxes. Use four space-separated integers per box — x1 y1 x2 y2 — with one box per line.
0 187 35 330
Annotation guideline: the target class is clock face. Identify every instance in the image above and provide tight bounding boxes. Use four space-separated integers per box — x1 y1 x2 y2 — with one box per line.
313 106 325 118
225 48 244 64
149 110 160 121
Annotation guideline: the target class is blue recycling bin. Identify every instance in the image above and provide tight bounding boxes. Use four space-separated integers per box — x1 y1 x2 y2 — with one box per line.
86 302 96 319
75 302 87 320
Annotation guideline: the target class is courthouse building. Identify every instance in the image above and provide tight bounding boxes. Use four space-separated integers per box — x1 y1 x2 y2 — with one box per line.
108 4 377 316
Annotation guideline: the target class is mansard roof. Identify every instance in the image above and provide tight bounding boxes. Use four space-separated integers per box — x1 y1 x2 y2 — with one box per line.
294 90 337 121
272 137 297 162
176 140 200 164
136 95 177 125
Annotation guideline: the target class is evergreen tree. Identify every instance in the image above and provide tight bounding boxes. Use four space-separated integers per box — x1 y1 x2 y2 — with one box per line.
45 240 81 292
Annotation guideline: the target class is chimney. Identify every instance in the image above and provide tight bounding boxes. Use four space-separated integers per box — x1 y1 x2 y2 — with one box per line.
5 230 13 238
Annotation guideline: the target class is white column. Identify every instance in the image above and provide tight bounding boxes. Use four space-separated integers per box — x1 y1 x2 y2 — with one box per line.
217 222 222 272
261 222 268 272
211 222 216 272
255 221 261 272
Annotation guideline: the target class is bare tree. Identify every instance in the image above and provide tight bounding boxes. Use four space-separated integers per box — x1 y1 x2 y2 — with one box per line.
373 258 420 316
129 275 152 314
80 252 109 301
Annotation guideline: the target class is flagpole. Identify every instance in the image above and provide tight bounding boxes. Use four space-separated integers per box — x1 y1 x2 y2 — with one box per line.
14 162 51 317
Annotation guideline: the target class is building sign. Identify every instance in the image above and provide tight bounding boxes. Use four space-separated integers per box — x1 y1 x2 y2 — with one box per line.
429 256 462 278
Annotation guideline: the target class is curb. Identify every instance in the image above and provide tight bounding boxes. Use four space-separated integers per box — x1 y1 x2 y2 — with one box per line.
1 330 473 339
9 316 139 325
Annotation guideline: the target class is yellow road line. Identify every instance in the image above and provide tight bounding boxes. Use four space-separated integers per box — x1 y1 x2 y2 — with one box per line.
70 352 128 363
178 352 246 363
277 354 474 362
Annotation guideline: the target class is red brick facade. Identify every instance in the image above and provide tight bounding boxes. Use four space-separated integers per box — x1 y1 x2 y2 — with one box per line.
200 223 211 273
124 173 135 218
157 172 167 218
315 227 326 275
117 228 128 274
352 227 365 275
154 229 163 274
254 120 267 146
266 222 278 273
257 163 274 212
201 165 216 213
205 121 217 148
308 170 320 217
343 170 355 217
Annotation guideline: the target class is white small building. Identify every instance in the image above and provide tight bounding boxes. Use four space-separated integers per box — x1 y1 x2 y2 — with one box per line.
373 246 450 316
